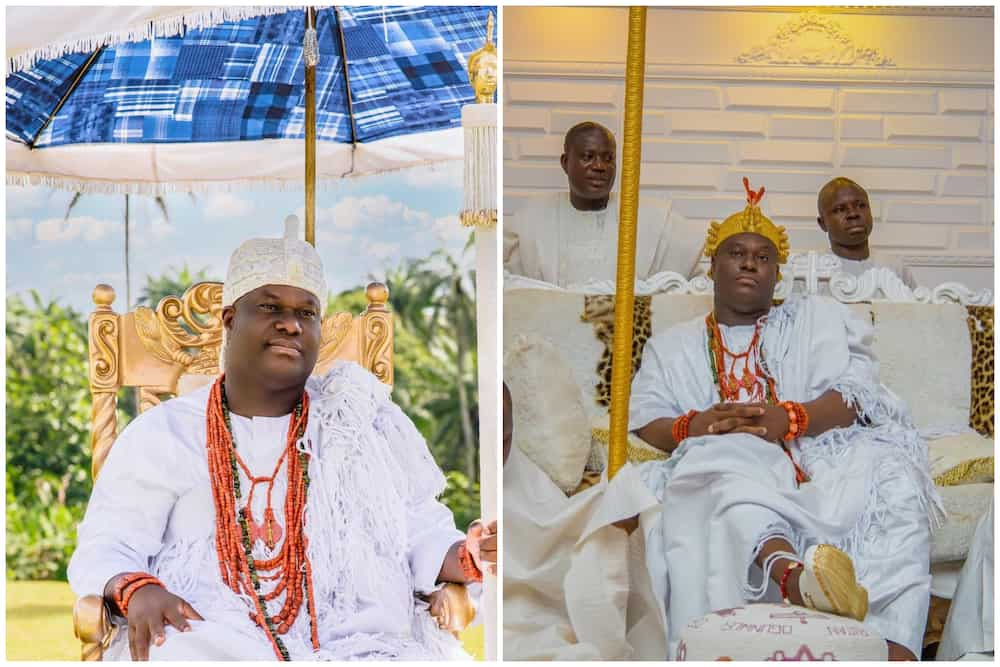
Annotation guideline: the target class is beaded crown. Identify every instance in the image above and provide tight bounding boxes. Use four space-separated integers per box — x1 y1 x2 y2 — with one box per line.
704 177 790 264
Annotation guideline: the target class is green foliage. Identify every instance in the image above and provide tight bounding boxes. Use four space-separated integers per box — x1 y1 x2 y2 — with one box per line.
6 471 84 580
6 293 93 510
440 471 481 533
137 263 217 307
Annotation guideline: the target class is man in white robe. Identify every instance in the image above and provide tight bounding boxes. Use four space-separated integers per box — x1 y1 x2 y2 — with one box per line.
629 182 939 660
68 220 494 661
504 121 703 289
817 177 917 290
502 383 665 660
938 501 993 660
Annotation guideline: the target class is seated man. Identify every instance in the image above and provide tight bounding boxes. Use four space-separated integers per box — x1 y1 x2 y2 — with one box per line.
817 177 917 289
68 222 495 661
504 121 702 289
630 179 939 660
503 382 663 660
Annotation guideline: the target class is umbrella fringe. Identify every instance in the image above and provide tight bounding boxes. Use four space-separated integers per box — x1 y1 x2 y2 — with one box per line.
9 6 292 74
7 158 464 195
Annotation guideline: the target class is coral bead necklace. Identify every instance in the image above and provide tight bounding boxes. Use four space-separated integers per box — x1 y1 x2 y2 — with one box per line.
206 375 320 660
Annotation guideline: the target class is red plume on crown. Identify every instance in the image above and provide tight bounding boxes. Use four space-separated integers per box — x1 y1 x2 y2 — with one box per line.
743 176 765 208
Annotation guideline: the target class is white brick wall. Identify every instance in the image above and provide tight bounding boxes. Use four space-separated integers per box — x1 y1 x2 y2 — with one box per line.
504 7 994 291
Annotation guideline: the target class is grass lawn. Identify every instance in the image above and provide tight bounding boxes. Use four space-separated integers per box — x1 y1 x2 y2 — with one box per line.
7 581 79 660
6 580 484 660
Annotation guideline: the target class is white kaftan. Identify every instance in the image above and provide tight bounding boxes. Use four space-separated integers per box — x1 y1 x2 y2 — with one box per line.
829 251 917 290
68 361 466 661
504 192 703 288
629 295 940 658
503 445 664 660
938 500 994 660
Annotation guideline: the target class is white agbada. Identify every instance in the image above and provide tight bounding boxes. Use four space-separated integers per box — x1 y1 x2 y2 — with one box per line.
629 295 940 658
503 444 664 660
938 500 994 661
828 250 917 291
504 192 703 287
68 361 466 661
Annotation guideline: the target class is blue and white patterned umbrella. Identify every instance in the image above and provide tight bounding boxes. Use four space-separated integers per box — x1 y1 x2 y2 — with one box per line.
6 5 495 193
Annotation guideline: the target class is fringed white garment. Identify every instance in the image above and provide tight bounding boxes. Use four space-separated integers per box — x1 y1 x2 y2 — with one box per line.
629 295 942 658
68 361 467 661
504 192 703 287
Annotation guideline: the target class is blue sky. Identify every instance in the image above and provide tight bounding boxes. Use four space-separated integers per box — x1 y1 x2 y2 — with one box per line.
6 162 471 316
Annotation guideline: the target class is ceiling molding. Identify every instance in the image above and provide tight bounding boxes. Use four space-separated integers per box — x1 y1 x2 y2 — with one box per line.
671 6 994 18
504 59 993 87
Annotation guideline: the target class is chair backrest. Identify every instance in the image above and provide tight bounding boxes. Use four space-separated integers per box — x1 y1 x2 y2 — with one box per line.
86 281 394 478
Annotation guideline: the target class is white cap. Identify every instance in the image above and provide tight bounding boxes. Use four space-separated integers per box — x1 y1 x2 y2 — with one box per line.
223 215 328 313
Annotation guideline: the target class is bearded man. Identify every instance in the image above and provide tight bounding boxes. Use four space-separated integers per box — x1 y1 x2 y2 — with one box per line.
69 220 495 660
630 179 939 660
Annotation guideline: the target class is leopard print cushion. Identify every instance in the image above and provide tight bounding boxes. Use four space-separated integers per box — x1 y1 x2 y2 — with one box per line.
582 295 652 408
966 306 994 437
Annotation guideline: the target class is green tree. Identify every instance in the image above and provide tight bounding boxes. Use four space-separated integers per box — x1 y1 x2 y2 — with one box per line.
6 293 96 579
138 263 217 307
6 292 92 509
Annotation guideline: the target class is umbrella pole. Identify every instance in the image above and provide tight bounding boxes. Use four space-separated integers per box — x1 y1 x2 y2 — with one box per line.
607 7 647 480
305 7 317 246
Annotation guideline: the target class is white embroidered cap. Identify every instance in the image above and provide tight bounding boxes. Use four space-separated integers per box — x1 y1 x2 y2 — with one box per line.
223 215 328 313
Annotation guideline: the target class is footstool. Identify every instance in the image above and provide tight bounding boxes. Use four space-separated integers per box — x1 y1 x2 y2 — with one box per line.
677 603 887 661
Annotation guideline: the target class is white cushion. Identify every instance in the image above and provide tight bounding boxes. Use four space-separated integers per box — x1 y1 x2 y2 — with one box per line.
503 289 605 418
504 334 591 494
677 603 887 660
931 483 994 563
871 302 971 433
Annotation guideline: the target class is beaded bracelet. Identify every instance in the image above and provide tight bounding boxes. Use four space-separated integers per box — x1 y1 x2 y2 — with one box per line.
671 410 699 444
113 573 165 616
779 401 809 442
457 542 483 583
779 561 803 603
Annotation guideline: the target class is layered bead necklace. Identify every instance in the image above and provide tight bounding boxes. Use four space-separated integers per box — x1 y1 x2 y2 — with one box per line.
705 311 776 404
705 312 809 484
206 376 320 660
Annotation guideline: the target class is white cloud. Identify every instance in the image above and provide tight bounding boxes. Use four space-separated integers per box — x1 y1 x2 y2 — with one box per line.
300 195 432 235
362 239 401 261
7 217 34 240
402 161 462 189
35 216 121 242
203 193 253 221
431 215 472 246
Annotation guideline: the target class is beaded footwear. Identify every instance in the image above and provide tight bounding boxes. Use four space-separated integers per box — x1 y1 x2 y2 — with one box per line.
795 544 868 621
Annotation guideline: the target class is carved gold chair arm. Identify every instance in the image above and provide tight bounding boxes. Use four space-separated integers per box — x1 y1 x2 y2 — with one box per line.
73 594 117 661
426 583 476 635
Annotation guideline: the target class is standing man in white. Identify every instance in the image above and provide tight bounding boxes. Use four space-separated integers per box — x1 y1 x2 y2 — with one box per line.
504 121 703 289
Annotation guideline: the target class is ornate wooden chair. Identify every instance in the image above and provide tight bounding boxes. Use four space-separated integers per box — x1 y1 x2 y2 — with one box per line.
74 281 473 660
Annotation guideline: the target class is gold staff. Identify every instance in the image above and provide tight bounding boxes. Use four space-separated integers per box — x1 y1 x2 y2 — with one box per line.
607 7 647 479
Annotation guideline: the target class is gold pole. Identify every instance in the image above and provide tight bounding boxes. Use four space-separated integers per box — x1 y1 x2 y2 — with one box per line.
607 7 647 480
304 7 317 246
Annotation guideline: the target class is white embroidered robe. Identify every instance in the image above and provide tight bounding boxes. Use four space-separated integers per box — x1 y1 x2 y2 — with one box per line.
504 192 703 288
629 295 940 657
68 362 466 661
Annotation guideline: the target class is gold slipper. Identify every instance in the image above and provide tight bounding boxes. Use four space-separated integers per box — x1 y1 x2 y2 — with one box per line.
794 544 869 621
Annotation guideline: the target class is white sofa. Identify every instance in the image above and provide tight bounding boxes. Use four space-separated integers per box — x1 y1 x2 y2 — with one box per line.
503 253 993 656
